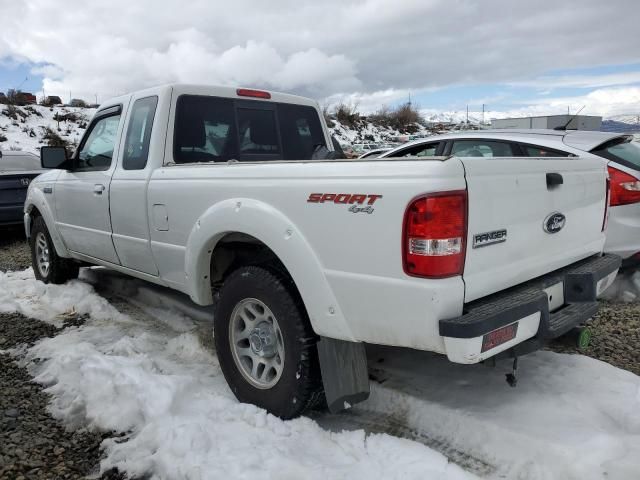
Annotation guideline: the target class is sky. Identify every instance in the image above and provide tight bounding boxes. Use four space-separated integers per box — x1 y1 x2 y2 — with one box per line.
0 0 639 118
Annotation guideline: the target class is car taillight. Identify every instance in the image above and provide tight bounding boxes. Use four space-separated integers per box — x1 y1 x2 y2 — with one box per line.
236 88 271 99
602 177 610 232
403 191 467 278
608 166 640 207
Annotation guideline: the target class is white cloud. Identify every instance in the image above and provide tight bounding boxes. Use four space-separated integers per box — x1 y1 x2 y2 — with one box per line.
1 0 639 111
508 71 640 90
514 86 640 117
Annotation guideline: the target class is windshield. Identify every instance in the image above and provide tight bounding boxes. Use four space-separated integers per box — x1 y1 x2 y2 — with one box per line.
591 136 640 170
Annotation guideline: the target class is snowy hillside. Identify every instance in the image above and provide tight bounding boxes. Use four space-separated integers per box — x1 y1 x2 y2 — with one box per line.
328 118 430 146
607 114 640 125
0 104 97 154
2 103 638 154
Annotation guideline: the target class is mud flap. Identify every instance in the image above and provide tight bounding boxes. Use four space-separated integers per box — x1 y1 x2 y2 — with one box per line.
317 337 370 413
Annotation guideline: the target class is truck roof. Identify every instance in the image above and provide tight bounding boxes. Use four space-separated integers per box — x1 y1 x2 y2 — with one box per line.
98 83 320 113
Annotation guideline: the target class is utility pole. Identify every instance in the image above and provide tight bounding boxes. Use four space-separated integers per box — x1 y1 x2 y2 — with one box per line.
16 76 28 91
69 91 72 104
482 104 485 125
466 105 469 125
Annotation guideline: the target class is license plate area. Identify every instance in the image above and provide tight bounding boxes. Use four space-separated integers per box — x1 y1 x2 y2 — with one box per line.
543 282 564 312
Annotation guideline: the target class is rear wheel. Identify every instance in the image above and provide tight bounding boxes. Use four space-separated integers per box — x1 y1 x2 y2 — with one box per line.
214 266 323 419
30 216 79 284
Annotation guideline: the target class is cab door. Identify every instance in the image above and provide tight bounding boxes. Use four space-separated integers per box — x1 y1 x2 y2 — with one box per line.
109 93 161 275
54 105 125 264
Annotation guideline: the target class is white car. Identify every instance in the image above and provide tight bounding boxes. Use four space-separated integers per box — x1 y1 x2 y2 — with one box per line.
25 85 619 418
380 130 640 265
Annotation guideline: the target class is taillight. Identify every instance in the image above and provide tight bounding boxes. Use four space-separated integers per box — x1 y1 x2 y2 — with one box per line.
608 166 640 207
403 191 467 278
602 176 610 232
236 88 271 99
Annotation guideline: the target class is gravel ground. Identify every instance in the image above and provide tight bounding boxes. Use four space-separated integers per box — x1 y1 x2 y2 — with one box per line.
0 229 125 479
0 226 32 272
0 313 125 480
548 301 640 376
0 230 638 478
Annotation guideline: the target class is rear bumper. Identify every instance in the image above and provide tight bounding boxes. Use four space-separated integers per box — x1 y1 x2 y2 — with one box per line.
0 204 25 226
439 254 621 364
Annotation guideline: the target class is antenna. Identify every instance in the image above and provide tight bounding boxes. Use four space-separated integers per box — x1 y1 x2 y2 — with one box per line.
555 105 586 131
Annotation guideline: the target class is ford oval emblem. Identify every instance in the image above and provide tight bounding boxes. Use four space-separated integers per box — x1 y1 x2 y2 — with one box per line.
543 212 566 234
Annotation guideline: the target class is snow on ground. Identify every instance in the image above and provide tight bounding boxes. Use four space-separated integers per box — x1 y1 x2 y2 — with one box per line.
0 104 96 154
1 267 639 479
0 268 474 480
362 347 640 480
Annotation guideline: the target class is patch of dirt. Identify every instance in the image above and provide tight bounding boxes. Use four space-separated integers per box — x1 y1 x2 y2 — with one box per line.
548 300 640 376
0 312 126 480
0 227 32 272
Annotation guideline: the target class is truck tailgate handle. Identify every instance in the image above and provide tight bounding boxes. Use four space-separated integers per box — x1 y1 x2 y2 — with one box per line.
546 173 563 188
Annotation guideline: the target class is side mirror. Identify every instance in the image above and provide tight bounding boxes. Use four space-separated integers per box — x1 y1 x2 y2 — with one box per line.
41 146 69 169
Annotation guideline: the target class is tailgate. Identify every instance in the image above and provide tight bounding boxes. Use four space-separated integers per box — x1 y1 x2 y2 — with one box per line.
461 156 607 302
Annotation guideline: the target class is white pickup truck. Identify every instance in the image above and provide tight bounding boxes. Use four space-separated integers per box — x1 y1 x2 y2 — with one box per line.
25 84 620 418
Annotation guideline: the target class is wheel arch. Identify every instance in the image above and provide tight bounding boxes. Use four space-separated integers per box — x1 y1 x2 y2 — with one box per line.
184 198 355 341
24 189 70 257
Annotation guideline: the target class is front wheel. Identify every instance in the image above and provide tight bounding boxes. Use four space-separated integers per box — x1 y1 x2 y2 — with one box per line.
214 266 323 419
30 216 79 284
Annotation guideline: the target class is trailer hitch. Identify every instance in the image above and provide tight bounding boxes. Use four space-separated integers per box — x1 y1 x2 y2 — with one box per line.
505 356 518 387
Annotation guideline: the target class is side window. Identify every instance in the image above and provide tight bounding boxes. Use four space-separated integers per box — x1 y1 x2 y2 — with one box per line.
174 95 238 163
522 144 570 157
451 140 515 157
277 104 326 160
123 96 158 170
76 114 121 171
237 108 280 155
393 142 440 157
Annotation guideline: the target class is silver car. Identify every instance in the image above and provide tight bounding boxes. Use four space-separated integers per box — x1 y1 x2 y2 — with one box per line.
380 129 640 265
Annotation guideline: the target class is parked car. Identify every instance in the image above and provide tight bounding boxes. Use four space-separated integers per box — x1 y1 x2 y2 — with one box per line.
380 130 640 265
25 84 619 419
0 150 44 226
357 147 391 159
351 142 380 153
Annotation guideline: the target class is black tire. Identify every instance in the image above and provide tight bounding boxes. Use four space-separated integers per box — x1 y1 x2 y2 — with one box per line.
214 265 323 419
30 216 79 284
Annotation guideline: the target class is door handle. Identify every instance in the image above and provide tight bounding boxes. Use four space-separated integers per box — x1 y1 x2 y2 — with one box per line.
93 184 106 195
546 173 563 188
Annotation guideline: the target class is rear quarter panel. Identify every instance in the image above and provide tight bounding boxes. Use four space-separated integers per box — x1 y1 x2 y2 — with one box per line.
148 158 466 351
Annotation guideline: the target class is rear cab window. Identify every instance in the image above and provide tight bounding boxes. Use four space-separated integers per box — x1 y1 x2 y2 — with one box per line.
173 95 326 164
592 136 640 170
123 96 158 170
